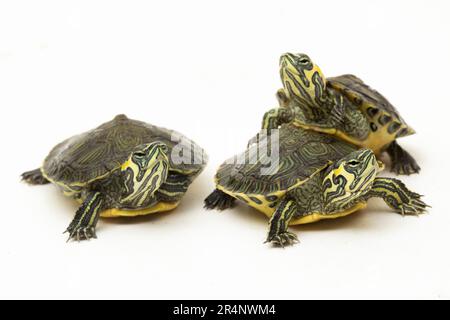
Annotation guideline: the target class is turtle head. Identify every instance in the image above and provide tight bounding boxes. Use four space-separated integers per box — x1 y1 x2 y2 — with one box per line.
322 149 380 210
120 142 170 205
279 53 327 106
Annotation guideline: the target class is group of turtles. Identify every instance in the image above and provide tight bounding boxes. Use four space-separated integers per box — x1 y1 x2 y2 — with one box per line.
22 53 428 245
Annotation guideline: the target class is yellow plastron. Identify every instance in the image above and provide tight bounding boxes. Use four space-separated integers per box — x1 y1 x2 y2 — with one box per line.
100 201 180 218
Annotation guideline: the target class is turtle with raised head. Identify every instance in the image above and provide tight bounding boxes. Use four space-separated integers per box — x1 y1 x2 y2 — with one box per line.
22 114 207 241
206 124 428 246
258 53 420 175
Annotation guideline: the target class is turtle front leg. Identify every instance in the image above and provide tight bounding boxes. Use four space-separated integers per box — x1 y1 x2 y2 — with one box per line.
276 88 290 107
21 168 50 185
261 107 294 130
65 191 104 241
248 107 294 147
329 95 346 127
386 140 421 175
365 178 429 216
266 198 299 247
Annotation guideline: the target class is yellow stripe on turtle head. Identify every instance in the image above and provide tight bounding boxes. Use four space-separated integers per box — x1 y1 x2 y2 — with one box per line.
120 142 170 206
323 149 378 209
279 53 326 107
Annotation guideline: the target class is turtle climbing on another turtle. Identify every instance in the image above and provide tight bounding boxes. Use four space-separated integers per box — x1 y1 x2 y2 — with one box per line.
257 53 420 175
22 114 207 241
207 124 428 246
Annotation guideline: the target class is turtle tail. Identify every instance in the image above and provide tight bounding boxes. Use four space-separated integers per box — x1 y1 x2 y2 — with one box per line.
21 168 50 185
204 189 236 211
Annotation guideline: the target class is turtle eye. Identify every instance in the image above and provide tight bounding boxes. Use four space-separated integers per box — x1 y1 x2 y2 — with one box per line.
348 160 360 166
299 58 309 64
134 151 146 157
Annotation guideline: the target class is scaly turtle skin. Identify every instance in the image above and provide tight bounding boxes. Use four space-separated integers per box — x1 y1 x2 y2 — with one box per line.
206 124 428 246
22 114 207 241
259 53 420 175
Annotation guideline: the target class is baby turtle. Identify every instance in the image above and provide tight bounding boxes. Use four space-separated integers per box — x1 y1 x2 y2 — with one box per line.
22 114 207 241
258 53 420 175
206 124 428 246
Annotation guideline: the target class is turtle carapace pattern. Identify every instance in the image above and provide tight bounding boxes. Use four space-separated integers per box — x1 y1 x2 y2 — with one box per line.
259 53 420 175
206 125 428 246
22 114 207 241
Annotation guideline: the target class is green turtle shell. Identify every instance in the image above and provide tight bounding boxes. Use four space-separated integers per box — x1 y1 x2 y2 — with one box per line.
327 74 414 138
42 114 206 186
216 124 356 196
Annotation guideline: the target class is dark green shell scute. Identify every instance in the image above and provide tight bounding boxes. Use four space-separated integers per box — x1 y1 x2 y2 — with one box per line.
366 107 379 118
327 74 407 125
396 128 409 138
265 195 278 202
249 196 263 204
388 121 401 134
216 124 356 195
43 115 206 185
378 114 392 126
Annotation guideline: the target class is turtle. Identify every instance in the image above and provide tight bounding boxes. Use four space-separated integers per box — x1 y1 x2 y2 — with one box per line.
22 114 207 241
205 124 428 246
257 53 420 175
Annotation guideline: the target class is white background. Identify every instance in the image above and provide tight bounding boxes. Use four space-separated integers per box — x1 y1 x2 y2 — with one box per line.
0 0 449 300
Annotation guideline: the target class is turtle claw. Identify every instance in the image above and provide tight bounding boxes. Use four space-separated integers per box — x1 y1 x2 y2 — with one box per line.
65 226 97 242
391 162 421 176
386 141 420 175
274 236 285 248
397 194 429 216
266 231 299 247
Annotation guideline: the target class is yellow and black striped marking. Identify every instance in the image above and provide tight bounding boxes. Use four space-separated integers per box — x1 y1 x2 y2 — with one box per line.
209 124 428 245
365 178 429 216
156 172 191 202
65 192 104 241
273 54 420 174
22 114 207 241
121 142 170 208
279 53 328 121
322 149 379 212
266 199 299 247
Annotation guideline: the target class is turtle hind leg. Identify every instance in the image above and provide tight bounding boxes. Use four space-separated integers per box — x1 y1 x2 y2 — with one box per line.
204 189 236 210
21 168 50 185
386 141 421 175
